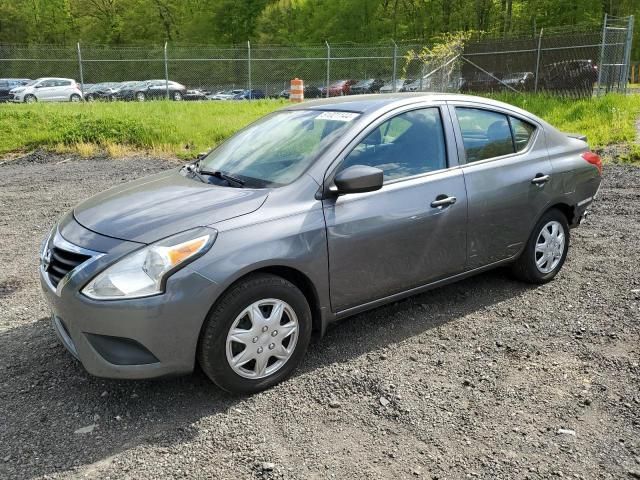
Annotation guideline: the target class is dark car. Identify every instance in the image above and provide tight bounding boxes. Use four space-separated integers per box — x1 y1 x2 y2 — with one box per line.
278 85 323 100
184 89 209 101
349 78 385 95
0 78 31 102
540 60 598 97
84 82 122 102
233 89 266 100
460 73 502 93
114 80 187 101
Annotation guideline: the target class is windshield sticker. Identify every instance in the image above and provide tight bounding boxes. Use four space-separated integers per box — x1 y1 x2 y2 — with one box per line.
316 111 360 122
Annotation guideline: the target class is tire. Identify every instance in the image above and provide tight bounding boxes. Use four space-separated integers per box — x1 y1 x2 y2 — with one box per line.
135 91 146 102
24 94 36 104
511 208 570 284
85 94 95 102
70 94 81 102
172 91 183 101
198 273 312 394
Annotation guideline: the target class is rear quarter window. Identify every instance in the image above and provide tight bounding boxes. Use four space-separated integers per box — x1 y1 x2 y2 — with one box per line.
509 117 536 151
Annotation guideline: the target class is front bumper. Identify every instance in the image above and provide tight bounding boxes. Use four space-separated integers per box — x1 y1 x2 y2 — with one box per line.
40 216 221 379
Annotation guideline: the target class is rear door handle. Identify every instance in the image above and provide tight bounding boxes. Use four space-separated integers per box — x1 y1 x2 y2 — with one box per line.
531 174 550 185
431 195 457 208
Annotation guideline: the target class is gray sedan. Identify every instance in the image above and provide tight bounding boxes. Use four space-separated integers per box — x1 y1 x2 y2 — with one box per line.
40 94 602 394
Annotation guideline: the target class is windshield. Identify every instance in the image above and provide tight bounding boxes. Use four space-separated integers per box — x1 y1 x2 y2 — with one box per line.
199 110 360 187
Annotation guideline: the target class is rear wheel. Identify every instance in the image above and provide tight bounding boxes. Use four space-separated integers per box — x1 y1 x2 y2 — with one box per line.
85 94 95 102
172 91 183 101
136 91 146 102
511 208 570 284
24 94 36 104
70 94 81 102
198 274 312 394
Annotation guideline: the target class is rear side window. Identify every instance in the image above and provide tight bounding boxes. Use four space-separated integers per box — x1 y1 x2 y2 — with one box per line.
455 107 536 163
456 108 514 162
56 80 72 86
509 116 536 151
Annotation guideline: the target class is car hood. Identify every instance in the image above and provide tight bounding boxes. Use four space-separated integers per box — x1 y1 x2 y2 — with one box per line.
73 170 268 244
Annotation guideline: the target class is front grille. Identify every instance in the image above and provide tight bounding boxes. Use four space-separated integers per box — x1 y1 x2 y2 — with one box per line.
47 247 91 288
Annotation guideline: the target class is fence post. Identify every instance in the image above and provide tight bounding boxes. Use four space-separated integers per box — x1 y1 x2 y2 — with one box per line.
622 15 635 94
534 28 543 93
391 40 398 93
76 42 84 98
325 41 330 98
163 42 170 99
247 40 252 99
596 13 608 95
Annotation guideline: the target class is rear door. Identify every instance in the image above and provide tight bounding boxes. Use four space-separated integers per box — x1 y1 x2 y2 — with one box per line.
36 80 57 101
323 104 468 312
448 102 552 269
55 79 73 100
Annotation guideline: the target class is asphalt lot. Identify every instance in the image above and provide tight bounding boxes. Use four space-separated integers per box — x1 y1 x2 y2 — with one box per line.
0 150 639 479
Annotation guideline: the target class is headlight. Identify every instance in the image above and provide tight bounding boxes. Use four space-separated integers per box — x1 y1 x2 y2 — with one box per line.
82 228 216 300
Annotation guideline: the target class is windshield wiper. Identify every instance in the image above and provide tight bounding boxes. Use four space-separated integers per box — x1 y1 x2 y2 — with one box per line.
198 169 245 187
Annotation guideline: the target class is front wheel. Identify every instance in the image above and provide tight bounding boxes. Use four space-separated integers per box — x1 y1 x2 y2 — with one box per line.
172 91 183 101
198 274 312 394
511 208 570 284
135 91 146 102
24 94 37 104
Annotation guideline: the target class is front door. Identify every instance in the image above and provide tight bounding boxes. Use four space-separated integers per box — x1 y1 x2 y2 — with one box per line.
323 106 468 312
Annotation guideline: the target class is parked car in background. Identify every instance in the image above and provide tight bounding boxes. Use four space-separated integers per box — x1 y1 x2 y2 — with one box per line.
233 89 266 100
184 89 209 101
9 78 82 103
0 78 30 102
379 79 413 93
540 60 598 96
207 89 245 100
40 94 601 394
278 85 323 99
401 76 433 92
84 82 122 101
113 80 187 101
459 73 502 93
321 79 358 97
349 78 385 94
500 72 535 91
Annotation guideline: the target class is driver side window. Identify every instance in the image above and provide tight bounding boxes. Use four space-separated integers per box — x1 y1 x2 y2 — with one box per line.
339 108 447 181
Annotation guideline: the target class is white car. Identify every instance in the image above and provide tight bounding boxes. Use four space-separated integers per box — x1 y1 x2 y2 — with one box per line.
9 78 83 103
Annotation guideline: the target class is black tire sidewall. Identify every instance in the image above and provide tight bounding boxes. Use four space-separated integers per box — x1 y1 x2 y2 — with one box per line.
198 275 312 394
522 209 570 283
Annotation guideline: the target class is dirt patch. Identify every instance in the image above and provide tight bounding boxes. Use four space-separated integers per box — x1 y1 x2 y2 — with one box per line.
0 151 638 480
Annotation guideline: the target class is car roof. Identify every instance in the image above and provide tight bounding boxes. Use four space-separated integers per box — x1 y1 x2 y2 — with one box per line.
284 92 554 132
284 92 509 114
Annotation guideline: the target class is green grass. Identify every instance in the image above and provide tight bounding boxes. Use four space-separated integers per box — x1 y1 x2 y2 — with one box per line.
0 94 639 160
0 100 285 158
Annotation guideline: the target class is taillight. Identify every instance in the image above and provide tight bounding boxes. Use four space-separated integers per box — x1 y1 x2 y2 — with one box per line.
581 151 602 175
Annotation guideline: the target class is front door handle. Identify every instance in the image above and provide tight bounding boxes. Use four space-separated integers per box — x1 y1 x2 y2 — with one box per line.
531 174 550 185
431 195 457 208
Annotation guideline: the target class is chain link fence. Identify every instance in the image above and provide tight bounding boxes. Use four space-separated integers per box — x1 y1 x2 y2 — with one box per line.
0 15 633 101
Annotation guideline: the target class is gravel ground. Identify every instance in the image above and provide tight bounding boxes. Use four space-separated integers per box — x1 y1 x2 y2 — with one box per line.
0 150 639 480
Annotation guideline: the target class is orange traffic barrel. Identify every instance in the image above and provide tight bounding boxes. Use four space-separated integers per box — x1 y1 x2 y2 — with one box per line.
290 78 304 102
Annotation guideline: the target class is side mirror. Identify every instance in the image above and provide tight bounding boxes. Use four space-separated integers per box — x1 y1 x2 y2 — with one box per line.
334 165 383 195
